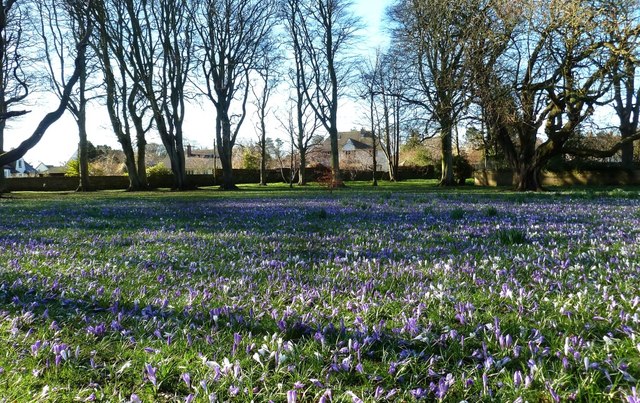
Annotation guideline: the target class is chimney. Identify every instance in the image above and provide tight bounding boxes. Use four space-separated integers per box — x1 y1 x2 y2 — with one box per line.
187 144 192 157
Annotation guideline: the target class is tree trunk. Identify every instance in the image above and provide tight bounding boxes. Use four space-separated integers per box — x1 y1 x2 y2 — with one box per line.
220 151 235 190
383 93 395 182
440 124 455 186
393 98 401 181
387 160 396 182
136 133 147 189
516 163 542 191
370 92 378 187
259 129 267 186
621 128 635 169
328 126 342 185
0 118 5 189
296 89 307 186
120 140 144 191
290 139 296 188
76 64 92 192
298 147 307 185
174 136 189 190
217 113 238 190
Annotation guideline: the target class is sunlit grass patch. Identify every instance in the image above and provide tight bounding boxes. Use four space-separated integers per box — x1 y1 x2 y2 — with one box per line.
0 187 638 401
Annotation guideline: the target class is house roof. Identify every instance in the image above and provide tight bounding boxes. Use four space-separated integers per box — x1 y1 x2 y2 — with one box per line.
343 138 372 151
186 143 219 158
3 159 38 174
24 161 37 174
321 128 380 152
46 166 67 175
189 149 218 158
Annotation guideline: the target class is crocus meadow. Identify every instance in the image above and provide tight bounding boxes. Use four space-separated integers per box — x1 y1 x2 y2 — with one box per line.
0 189 638 401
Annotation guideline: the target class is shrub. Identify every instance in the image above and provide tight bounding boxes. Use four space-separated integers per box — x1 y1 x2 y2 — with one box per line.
242 147 260 170
316 167 344 189
453 155 473 185
65 159 80 177
146 163 172 178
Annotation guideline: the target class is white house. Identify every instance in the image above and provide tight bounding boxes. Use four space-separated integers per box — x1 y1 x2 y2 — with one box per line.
3 158 38 178
317 129 389 172
35 162 51 174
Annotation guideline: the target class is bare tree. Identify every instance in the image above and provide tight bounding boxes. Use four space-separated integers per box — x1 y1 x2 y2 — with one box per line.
251 38 282 186
37 0 100 191
468 0 636 190
124 0 194 190
374 50 405 182
0 0 33 180
389 0 476 186
193 0 277 190
92 0 149 190
280 0 325 185
277 102 323 185
295 0 362 186
0 1 93 168
357 53 381 186
605 0 640 168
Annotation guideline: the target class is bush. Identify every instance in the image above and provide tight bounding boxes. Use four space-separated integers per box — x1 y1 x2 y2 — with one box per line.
146 163 172 178
315 166 344 189
65 159 80 177
453 155 473 185
242 148 260 170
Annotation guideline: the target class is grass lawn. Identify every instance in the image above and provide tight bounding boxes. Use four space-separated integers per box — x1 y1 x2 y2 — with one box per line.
0 181 639 401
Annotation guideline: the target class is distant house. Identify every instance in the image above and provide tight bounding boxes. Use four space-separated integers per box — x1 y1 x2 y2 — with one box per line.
315 128 389 172
35 162 51 174
168 145 221 175
45 166 68 177
3 158 38 178
33 162 67 177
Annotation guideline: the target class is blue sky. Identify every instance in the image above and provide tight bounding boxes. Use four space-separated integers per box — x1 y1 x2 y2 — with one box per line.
9 0 392 166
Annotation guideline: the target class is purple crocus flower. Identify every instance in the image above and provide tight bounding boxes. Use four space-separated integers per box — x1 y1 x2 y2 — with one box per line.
144 363 157 387
52 343 69 367
411 388 428 399
524 375 533 389
546 382 560 402
435 374 454 399
318 389 332 403
232 332 242 356
374 386 384 399
514 370 523 388
287 390 297 403
181 372 191 388
87 323 106 337
31 340 43 356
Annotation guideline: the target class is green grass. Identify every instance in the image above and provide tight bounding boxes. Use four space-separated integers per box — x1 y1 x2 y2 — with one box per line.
0 182 638 401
